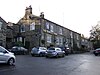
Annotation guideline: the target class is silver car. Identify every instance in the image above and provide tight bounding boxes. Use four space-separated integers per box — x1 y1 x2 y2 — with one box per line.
46 47 65 58
0 46 16 65
31 47 47 56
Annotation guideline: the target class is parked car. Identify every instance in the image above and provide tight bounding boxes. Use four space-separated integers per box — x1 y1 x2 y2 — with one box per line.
31 47 47 56
90 49 95 54
10 46 28 55
46 47 65 58
0 46 16 65
59 47 69 55
93 48 100 56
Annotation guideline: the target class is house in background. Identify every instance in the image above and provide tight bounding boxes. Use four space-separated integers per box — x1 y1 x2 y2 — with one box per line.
0 17 7 47
81 36 93 52
0 6 93 53
15 5 82 53
6 22 19 49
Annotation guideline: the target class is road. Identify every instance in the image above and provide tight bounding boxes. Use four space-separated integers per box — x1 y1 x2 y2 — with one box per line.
0 53 100 75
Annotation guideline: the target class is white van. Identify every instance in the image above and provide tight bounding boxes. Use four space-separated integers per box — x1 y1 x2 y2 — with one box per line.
0 46 16 65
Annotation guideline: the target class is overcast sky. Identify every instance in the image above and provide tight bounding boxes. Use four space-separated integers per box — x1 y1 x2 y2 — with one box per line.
0 0 100 37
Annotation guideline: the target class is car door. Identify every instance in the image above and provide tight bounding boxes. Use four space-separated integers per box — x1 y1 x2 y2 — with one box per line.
0 52 4 62
0 47 8 63
56 48 62 56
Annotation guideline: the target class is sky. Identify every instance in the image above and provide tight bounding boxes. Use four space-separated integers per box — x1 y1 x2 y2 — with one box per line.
0 0 100 37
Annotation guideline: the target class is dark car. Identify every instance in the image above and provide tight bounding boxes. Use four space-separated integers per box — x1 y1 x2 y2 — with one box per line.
93 48 100 56
46 47 65 58
10 46 28 55
59 47 69 55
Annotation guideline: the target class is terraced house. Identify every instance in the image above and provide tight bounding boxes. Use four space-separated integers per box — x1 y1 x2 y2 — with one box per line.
9 5 81 53
0 17 7 47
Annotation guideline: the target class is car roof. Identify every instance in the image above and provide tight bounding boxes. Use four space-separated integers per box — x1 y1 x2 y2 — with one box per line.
96 48 100 50
48 47 61 50
32 47 47 49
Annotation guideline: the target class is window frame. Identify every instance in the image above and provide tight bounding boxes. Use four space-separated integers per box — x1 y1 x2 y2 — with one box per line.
47 34 52 43
30 22 35 30
20 25 25 32
46 22 50 30
0 22 2 30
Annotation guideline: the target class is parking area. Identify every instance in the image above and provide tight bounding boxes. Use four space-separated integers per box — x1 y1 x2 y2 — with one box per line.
1 53 100 75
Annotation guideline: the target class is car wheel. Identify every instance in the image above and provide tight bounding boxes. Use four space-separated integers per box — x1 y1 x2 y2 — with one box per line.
94 53 98 56
66 53 68 56
46 56 49 58
31 54 34 56
39 53 43 57
8 58 15 66
56 54 59 58
62 54 65 57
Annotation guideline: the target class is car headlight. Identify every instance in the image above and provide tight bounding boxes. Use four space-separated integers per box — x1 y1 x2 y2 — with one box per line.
62 51 65 53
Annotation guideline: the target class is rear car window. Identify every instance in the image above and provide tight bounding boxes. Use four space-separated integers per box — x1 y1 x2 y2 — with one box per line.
39 47 47 50
32 48 38 50
48 48 55 50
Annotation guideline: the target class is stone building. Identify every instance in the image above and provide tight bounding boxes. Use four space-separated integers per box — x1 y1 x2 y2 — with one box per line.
0 6 93 53
0 17 7 47
15 5 82 52
6 22 19 49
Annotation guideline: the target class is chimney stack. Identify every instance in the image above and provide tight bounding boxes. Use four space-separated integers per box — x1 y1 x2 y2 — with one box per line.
40 12 44 18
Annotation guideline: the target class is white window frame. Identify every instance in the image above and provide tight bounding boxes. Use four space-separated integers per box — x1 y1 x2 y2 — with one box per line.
46 22 50 30
17 37 22 42
50 24 54 32
30 22 35 30
82 39 84 42
59 28 62 34
77 42 80 48
71 40 73 47
77 34 79 40
47 34 51 43
59 37 63 45
71 32 73 38
56 37 59 45
19 37 22 42
0 22 2 30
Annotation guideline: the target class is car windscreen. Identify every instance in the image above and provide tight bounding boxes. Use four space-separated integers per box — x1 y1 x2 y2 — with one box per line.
0 46 7 52
56 48 61 51
48 48 55 50
39 47 47 50
32 48 38 51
